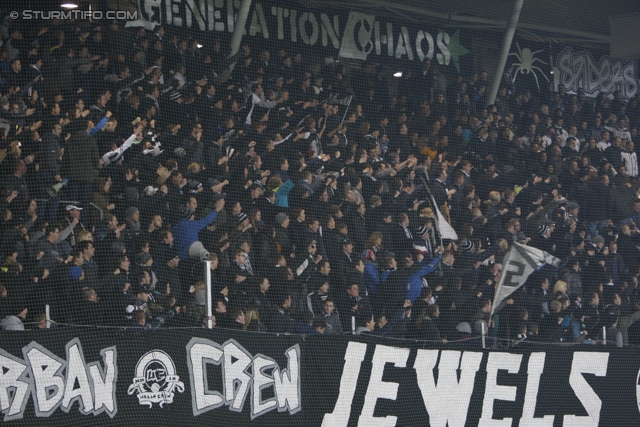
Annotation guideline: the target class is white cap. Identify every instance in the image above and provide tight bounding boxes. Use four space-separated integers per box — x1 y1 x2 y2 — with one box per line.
65 205 83 211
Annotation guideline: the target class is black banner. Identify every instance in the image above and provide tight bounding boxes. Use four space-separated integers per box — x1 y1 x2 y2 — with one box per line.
1 328 639 426
117 0 473 72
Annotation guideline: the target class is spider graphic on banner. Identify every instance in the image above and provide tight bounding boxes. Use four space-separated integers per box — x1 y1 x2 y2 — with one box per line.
509 42 550 91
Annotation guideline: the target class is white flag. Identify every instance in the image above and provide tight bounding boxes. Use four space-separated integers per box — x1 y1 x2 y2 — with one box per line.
491 243 561 316
433 203 458 241
418 175 458 242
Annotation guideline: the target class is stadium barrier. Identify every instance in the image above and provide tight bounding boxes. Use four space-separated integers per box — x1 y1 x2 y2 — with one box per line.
1 328 638 426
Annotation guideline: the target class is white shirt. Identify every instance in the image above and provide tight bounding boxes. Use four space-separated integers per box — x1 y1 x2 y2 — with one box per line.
622 150 638 177
606 125 632 142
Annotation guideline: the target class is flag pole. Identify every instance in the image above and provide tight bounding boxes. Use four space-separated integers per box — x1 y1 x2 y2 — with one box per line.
340 96 353 125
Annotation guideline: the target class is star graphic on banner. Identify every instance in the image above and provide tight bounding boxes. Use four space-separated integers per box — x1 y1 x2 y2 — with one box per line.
448 30 469 73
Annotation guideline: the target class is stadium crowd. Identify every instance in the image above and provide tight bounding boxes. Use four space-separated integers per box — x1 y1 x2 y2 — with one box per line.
2 16 640 347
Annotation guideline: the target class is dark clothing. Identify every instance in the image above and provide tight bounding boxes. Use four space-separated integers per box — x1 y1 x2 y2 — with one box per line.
538 314 563 342
157 265 184 303
73 300 104 326
582 181 611 222
337 292 372 332
406 316 441 341
266 305 296 333
530 235 555 254
429 179 448 208
391 224 414 261
62 132 100 183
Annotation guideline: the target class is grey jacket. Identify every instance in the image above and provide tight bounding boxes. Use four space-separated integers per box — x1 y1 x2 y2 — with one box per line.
0 315 24 331
322 310 343 335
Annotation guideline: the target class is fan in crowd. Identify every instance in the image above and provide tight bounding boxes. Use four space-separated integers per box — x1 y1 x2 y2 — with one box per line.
2 18 640 347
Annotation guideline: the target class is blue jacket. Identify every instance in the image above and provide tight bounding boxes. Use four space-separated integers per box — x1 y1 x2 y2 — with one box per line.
172 209 219 260
275 180 295 207
363 262 381 295
406 256 441 302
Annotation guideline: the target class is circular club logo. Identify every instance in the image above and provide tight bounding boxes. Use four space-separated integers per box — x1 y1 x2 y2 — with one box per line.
128 350 184 408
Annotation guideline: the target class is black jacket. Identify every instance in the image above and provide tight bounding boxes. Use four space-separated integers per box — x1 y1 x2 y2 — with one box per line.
266 305 295 333
337 292 372 332
61 131 99 183
391 224 414 261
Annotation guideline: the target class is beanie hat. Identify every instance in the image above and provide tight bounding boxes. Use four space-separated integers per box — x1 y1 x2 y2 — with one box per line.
456 322 472 335
162 248 179 264
125 207 139 219
275 212 288 225
310 276 329 291
538 224 549 236
461 240 475 252
601 312 619 328
236 212 248 225
361 249 374 261
416 226 429 238
168 89 182 101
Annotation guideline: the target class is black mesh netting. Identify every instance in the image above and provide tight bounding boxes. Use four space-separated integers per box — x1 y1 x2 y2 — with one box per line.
1 0 640 425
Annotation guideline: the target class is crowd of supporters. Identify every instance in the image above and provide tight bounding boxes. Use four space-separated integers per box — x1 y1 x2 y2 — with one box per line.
2 16 640 346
